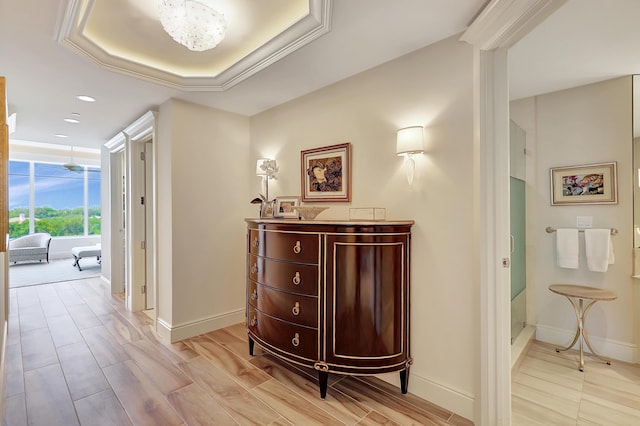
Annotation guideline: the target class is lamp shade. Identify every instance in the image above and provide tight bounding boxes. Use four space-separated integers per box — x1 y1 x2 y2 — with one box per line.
396 126 424 155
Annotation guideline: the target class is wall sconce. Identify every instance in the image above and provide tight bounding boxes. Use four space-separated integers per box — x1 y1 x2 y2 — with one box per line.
256 158 278 200
396 126 424 185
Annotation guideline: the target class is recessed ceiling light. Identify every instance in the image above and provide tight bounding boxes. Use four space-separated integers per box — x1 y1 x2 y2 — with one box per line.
55 134 68 138
76 95 96 102
71 112 80 116
64 118 80 123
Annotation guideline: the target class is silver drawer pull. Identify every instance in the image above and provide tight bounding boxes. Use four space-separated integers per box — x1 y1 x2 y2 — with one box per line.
250 316 257 327
252 237 259 248
251 263 258 274
251 289 258 301
293 272 301 285
292 302 300 316
292 333 300 347
293 241 301 254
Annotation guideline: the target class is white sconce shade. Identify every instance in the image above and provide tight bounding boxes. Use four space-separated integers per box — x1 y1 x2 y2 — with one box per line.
396 126 424 156
396 126 424 186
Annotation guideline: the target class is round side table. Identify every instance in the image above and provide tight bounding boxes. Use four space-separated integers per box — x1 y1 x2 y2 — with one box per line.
548 284 617 372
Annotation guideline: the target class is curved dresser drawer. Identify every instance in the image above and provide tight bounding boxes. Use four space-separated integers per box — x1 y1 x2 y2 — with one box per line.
248 281 318 328
248 254 318 296
247 307 318 361
249 230 319 264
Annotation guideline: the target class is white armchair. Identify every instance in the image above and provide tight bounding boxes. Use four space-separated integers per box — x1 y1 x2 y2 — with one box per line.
9 233 52 264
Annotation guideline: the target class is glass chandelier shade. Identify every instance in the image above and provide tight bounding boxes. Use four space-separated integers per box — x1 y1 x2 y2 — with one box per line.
158 0 227 52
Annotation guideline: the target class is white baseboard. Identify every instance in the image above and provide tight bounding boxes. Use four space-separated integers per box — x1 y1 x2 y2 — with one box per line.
156 308 245 343
383 370 475 421
536 324 637 363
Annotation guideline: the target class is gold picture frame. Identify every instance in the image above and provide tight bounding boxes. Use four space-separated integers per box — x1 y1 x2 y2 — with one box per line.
550 161 617 205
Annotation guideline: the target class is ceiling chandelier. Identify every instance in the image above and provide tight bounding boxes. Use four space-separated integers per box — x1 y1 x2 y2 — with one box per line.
158 0 227 52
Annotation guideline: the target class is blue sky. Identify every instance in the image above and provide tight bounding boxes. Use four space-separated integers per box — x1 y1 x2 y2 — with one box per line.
9 161 101 210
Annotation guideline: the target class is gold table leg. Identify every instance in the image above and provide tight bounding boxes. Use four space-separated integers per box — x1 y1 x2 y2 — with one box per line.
555 296 612 372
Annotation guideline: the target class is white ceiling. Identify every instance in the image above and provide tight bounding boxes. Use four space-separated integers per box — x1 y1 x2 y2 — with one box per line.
2 0 640 150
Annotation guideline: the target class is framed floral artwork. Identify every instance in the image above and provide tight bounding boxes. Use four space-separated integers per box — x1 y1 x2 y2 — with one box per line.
550 161 617 205
301 143 351 202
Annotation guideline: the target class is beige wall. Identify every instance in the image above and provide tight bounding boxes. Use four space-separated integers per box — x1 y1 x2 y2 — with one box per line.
156 99 254 339
251 34 476 416
512 76 638 362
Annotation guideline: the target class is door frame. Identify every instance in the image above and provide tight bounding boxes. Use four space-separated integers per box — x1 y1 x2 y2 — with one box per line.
105 111 158 316
461 0 567 423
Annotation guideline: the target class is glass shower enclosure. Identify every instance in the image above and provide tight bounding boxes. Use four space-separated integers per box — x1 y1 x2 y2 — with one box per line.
510 120 526 343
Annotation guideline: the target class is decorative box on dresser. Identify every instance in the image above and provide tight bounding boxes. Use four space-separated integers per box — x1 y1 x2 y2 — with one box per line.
245 218 414 399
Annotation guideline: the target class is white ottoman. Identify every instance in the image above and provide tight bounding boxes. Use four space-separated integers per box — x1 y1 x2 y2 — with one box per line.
71 244 102 271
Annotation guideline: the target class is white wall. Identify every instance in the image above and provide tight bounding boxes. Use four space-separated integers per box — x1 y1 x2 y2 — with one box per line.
156 99 254 341
250 35 476 418
513 77 637 362
48 236 101 260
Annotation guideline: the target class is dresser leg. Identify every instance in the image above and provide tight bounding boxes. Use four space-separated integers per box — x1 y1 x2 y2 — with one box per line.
318 371 329 399
248 337 255 356
399 368 409 394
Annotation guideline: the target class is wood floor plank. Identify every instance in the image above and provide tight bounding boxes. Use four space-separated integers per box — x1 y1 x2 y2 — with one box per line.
1 393 27 426
47 314 84 348
4 342 24 397
511 378 580 419
204 328 253 361
167 383 239 426
179 356 281 425
333 376 452 425
252 378 346 426
66 303 102 330
578 397 640 425
122 340 193 395
356 410 402 425
99 312 144 345
54 282 86 307
103 360 185 426
24 364 79 426
20 327 58 372
511 395 576 426
355 376 455 422
137 324 199 365
250 354 370 425
516 355 585 391
80 325 130 368
17 303 47 333
185 335 271 390
36 284 68 318
57 341 111 401
74 389 133 426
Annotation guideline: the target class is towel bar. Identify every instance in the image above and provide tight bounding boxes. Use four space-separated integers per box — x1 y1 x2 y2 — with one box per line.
546 226 618 236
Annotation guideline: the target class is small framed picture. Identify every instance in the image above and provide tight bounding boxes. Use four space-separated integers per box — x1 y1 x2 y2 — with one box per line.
274 196 301 218
550 161 617 205
301 142 351 202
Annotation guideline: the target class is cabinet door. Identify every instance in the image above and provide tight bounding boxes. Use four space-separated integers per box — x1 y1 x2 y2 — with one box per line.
324 233 409 370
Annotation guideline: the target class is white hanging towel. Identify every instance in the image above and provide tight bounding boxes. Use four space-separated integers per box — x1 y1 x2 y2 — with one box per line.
556 228 579 269
584 229 615 272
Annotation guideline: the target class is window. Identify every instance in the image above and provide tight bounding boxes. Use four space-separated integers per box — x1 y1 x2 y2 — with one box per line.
9 160 101 238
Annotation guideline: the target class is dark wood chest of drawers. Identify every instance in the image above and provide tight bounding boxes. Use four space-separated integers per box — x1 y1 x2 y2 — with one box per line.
246 219 413 398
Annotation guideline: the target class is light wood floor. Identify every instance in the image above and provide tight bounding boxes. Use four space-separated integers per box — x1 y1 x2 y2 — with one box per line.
512 339 640 425
1 278 473 425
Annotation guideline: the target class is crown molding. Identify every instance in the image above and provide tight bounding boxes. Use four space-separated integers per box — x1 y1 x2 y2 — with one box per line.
460 0 567 50
54 0 332 91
